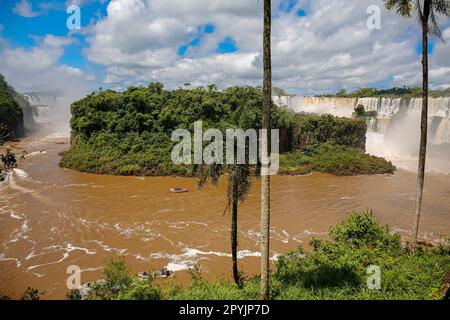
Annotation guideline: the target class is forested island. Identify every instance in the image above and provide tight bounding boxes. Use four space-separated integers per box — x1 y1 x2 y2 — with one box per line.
60 84 394 177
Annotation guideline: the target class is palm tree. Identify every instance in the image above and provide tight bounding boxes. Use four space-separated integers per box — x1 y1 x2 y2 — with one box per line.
260 0 272 300
384 0 448 252
198 163 252 287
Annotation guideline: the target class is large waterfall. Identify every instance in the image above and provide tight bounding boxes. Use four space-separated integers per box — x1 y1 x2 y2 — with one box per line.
274 96 450 173
22 93 58 124
22 92 71 137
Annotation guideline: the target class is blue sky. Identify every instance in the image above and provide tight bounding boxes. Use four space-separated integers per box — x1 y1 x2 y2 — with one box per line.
0 0 107 69
0 0 449 96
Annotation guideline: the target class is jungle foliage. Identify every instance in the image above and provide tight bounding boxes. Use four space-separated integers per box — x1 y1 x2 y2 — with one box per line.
0 74 24 140
61 84 393 176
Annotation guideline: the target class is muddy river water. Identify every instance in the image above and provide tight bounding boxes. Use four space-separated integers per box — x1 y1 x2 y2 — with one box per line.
1 130 449 299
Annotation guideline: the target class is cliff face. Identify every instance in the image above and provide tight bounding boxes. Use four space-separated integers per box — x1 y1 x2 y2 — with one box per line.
274 96 450 145
291 114 367 151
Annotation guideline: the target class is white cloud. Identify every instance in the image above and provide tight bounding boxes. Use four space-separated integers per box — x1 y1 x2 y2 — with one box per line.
13 0 43 18
7 0 450 95
0 35 93 96
82 0 450 94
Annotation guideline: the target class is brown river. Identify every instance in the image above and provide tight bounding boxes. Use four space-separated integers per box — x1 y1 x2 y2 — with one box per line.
1 129 449 299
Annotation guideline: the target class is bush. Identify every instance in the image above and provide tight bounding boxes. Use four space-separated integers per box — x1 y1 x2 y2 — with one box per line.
330 211 401 250
279 144 395 176
84 257 163 300
275 211 450 300
20 287 45 300
117 280 162 300
291 114 367 151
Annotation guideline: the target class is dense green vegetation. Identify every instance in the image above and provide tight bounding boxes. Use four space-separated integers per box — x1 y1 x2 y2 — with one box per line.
280 144 395 176
291 114 367 151
61 84 290 176
61 84 394 176
330 86 450 98
280 114 394 176
64 212 450 300
0 74 24 140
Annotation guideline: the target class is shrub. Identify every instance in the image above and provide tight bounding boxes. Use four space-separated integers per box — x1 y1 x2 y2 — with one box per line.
117 280 162 300
279 144 395 176
275 211 450 300
20 287 45 300
330 211 401 250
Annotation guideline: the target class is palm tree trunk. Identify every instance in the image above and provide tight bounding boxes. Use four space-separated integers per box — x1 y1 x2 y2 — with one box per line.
231 194 240 287
261 0 272 300
412 1 430 253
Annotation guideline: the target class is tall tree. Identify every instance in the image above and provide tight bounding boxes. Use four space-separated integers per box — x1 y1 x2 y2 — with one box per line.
384 0 448 252
198 163 251 287
261 0 272 300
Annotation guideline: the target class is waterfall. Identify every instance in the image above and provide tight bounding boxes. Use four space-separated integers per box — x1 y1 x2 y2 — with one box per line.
355 97 450 145
274 95 450 173
22 92 60 124
273 96 356 118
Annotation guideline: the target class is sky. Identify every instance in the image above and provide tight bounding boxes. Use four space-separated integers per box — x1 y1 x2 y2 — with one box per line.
0 0 449 98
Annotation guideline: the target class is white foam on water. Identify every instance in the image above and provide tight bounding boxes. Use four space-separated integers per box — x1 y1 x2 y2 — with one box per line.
26 151 47 157
0 253 22 267
10 211 24 220
138 247 279 272
13 169 29 179
86 239 127 255
26 243 97 271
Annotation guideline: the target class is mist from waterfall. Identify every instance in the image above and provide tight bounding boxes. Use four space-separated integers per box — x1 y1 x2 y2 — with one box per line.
273 96 450 174
22 92 81 138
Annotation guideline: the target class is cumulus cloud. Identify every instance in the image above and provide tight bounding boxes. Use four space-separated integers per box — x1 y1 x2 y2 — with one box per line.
13 0 43 18
0 34 92 96
6 0 450 94
82 0 449 94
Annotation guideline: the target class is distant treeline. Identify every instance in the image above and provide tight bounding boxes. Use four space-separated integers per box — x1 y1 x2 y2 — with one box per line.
326 86 450 98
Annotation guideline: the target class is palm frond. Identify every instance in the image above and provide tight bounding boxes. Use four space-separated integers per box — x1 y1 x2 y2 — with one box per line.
432 0 449 15
197 163 223 188
429 7 443 39
415 0 426 25
385 0 414 17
